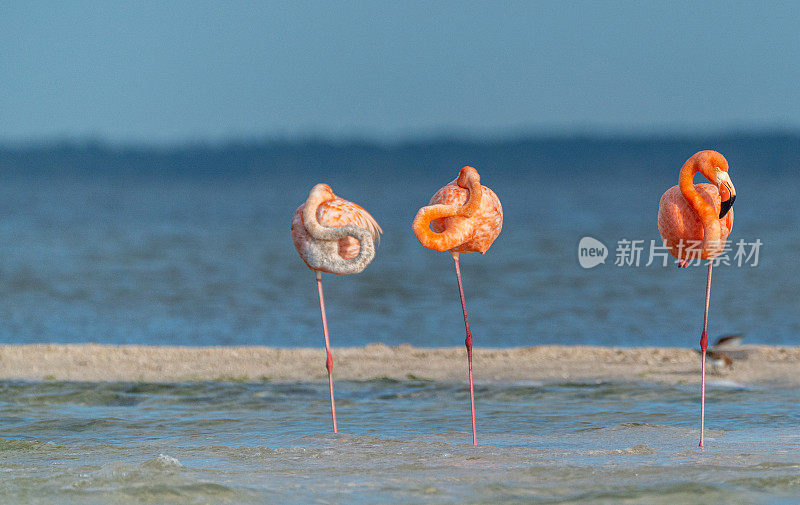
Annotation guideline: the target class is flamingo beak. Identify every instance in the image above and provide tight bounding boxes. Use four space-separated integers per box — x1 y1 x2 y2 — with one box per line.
718 175 736 219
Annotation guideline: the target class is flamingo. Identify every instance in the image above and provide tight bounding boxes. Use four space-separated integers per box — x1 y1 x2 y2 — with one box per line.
412 166 503 445
657 150 736 447
291 183 382 433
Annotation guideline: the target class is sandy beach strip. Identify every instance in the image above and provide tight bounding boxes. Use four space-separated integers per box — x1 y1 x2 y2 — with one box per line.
0 344 797 385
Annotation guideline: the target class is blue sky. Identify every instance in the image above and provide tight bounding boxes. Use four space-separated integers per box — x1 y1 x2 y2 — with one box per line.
2 0 799 143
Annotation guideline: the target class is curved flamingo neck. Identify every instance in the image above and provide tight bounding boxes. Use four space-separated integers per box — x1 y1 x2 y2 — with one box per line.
302 185 334 232
299 184 376 274
678 151 726 225
456 166 482 217
412 167 482 251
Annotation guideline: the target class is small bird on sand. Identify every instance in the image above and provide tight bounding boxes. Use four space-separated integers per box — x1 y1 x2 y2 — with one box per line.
291 183 382 433
694 349 734 374
412 166 503 446
711 334 744 348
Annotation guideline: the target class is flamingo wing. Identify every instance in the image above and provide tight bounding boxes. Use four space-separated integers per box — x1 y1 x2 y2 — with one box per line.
317 197 382 242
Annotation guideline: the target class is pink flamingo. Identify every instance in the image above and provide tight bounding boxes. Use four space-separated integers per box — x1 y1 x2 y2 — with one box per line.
412 166 503 445
291 183 382 433
657 150 736 447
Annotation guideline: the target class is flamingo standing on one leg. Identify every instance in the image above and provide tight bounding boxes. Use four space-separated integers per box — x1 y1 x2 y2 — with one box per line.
657 150 736 447
412 166 503 446
291 183 382 433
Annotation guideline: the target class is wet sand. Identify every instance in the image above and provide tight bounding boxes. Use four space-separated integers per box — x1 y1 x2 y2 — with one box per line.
0 344 798 385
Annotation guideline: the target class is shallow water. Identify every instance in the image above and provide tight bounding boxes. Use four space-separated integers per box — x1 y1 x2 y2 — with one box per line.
1 379 798 504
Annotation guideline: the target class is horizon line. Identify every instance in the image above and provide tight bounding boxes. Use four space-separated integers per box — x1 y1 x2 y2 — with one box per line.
2 126 799 151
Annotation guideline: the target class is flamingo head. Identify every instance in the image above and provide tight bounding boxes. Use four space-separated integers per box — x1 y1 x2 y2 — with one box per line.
456 166 480 189
715 168 736 219
309 183 335 200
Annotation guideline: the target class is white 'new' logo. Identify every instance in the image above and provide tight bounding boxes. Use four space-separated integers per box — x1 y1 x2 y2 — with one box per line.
578 237 608 268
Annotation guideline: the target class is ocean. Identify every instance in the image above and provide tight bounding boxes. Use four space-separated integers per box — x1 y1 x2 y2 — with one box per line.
0 135 797 348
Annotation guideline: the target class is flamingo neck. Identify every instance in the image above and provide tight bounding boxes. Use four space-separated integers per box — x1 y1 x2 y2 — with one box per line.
456 167 482 217
302 187 334 234
299 185 376 274
678 152 721 225
678 151 729 255
412 167 482 252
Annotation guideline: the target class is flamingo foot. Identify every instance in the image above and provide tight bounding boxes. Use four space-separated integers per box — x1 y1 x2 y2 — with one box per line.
699 347 706 448
326 349 338 434
465 335 476 446
699 330 707 448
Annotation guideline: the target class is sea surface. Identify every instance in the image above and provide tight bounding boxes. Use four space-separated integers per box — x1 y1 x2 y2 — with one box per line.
1 378 798 504
0 135 797 348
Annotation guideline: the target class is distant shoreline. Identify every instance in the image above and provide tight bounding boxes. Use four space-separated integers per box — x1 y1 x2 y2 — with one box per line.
3 130 800 150
1 344 797 385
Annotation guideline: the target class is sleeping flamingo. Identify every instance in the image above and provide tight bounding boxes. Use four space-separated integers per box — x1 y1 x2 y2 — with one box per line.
412 166 503 445
291 183 382 433
657 150 736 447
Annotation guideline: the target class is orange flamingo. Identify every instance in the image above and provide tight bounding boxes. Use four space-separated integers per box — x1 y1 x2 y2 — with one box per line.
657 150 736 447
291 183 382 433
412 166 503 445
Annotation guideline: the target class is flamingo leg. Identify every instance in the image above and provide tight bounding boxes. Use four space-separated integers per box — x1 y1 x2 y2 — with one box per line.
699 261 713 447
315 271 338 434
451 252 477 446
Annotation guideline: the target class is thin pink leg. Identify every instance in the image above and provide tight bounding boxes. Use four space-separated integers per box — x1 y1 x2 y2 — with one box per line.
452 252 477 446
316 271 338 434
699 261 713 447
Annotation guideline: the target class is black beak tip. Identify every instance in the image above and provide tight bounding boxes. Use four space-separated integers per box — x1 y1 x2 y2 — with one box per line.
719 194 736 219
